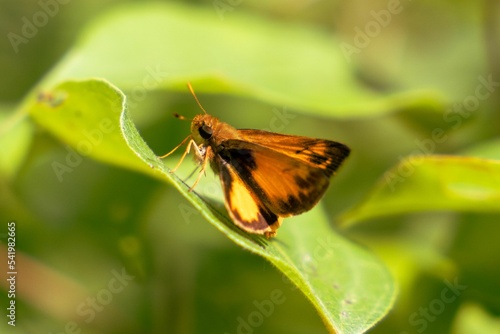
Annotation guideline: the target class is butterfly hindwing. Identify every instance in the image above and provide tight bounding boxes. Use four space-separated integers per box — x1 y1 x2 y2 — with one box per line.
217 156 281 236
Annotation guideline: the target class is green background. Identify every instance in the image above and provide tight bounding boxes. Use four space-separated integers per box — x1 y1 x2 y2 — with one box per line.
1 0 499 333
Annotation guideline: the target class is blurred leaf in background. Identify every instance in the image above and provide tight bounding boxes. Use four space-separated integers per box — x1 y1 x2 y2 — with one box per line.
0 0 499 333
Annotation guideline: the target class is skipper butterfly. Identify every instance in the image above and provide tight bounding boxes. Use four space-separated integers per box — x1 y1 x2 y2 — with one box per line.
160 84 350 238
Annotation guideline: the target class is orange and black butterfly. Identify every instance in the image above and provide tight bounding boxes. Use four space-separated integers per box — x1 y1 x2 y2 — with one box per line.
161 84 350 238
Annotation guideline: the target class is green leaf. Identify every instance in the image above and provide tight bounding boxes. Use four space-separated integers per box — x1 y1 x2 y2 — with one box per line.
0 107 33 179
339 156 500 226
119 82 395 333
26 79 157 179
42 2 443 119
452 303 500 334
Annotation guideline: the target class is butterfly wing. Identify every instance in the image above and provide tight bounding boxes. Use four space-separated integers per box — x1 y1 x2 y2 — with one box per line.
237 129 350 177
216 155 282 237
216 134 349 217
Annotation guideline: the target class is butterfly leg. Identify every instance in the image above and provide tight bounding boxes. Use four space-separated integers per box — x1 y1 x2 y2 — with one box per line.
159 135 196 173
264 218 282 238
158 135 191 159
169 139 201 173
188 145 212 192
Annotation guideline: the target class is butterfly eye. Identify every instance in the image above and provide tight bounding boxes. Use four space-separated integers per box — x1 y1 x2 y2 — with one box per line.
198 124 213 139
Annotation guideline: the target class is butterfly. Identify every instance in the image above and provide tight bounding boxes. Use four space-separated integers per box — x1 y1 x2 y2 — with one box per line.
160 84 350 238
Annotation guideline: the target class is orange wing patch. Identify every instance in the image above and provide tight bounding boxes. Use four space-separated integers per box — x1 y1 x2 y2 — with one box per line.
238 129 350 177
218 158 281 236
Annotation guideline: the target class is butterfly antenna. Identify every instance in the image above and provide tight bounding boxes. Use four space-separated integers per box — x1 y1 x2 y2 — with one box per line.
187 82 208 115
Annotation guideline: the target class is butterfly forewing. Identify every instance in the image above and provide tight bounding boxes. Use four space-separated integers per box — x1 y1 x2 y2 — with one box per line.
237 129 350 177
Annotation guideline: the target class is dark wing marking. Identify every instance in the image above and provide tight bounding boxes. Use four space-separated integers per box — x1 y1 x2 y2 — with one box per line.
217 156 281 236
216 139 335 216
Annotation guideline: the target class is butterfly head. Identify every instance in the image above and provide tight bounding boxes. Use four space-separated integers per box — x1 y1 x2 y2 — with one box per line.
191 114 220 144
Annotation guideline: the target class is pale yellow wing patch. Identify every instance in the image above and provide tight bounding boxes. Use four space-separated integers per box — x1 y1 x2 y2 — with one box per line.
218 159 280 236
227 168 260 223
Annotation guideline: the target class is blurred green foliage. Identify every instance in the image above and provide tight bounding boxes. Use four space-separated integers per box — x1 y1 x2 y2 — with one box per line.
1 0 499 333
